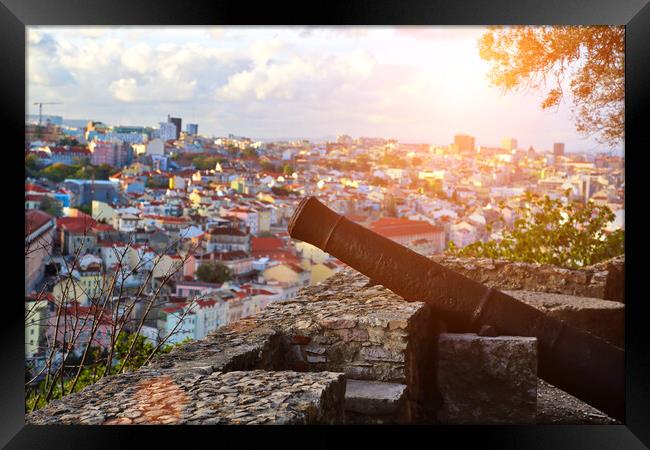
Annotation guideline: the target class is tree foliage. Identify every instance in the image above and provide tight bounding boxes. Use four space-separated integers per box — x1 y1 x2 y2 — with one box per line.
146 177 170 189
242 147 258 159
58 137 80 146
76 204 92 216
447 192 624 268
192 155 226 170
196 262 232 284
271 186 293 197
260 161 278 173
40 163 79 182
25 154 42 178
38 196 63 217
478 26 624 146
34 162 117 182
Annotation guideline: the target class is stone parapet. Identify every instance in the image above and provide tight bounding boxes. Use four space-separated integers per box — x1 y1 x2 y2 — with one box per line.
149 320 284 373
437 333 538 424
27 369 346 425
26 257 621 425
432 255 624 302
26 268 439 425
506 290 624 348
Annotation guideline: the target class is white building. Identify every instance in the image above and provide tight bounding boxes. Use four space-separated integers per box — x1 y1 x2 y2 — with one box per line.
193 298 227 340
146 138 165 156
159 306 195 345
158 122 177 142
450 221 478 248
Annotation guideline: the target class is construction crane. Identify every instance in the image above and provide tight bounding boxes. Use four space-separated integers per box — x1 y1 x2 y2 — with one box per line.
33 102 62 126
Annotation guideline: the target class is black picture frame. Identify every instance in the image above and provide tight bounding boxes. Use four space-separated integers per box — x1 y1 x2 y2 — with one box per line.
5 0 649 448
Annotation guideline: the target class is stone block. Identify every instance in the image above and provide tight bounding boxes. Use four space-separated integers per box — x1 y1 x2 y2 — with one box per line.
360 345 404 363
344 380 406 416
505 290 624 348
437 333 537 424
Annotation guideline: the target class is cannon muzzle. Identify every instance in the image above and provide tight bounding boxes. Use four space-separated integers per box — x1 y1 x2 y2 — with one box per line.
289 196 624 422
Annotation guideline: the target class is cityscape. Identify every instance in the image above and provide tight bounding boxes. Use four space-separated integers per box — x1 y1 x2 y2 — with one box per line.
24 26 625 423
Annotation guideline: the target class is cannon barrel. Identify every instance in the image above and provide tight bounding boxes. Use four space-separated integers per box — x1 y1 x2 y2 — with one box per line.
288 196 624 422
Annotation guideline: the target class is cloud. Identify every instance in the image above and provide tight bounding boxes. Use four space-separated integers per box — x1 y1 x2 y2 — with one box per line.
216 43 377 103
25 26 616 151
250 37 285 65
217 56 317 101
108 74 198 103
121 43 152 74
108 78 138 102
27 30 77 88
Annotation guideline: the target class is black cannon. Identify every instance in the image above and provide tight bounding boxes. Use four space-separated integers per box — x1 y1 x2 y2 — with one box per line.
288 196 624 422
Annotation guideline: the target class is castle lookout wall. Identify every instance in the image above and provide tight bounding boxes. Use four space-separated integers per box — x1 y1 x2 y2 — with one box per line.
27 256 623 425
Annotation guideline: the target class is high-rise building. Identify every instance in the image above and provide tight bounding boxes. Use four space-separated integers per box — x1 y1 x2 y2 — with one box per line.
553 142 565 156
453 134 475 153
168 115 182 140
159 122 177 142
115 142 134 167
186 123 198 136
89 141 117 166
501 137 518 151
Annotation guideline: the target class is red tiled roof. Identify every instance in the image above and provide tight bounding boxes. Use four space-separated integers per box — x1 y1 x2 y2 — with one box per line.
57 216 98 234
25 210 53 236
196 299 217 308
25 183 49 193
201 250 250 261
253 289 276 296
92 223 115 232
207 227 247 237
369 217 443 239
255 250 300 264
26 292 56 302
98 240 127 247
252 237 283 252
59 304 114 325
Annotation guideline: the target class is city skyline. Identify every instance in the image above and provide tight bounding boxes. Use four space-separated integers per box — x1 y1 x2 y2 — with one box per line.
28 26 623 153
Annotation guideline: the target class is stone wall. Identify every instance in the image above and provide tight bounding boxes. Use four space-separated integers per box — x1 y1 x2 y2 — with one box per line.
26 256 623 425
241 270 440 422
27 268 440 425
432 255 624 302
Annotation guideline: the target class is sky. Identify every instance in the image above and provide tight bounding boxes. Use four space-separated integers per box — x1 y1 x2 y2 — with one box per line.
26 26 621 153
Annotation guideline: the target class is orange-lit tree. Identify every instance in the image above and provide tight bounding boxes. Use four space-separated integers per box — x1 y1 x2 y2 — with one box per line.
478 26 624 146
